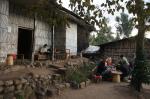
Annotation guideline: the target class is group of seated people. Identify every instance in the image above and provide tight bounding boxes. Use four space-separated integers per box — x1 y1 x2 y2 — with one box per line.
93 55 133 81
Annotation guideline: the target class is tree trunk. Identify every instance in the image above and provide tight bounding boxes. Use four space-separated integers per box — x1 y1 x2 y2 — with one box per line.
131 0 146 92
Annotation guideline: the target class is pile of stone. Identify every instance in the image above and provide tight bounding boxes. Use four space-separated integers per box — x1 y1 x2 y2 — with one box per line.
0 78 28 99
0 72 72 99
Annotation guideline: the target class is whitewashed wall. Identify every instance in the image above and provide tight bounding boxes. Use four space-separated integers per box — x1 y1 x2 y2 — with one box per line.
9 13 52 53
66 22 77 55
0 0 9 62
34 20 51 51
0 1 51 62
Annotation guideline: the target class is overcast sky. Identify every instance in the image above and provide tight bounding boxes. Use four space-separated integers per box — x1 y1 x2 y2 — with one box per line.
61 0 150 38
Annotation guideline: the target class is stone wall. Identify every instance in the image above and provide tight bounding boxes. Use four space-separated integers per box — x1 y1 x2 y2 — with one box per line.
0 74 53 99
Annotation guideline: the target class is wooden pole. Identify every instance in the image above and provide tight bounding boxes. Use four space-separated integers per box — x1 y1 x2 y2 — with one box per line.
31 14 36 64
52 25 55 63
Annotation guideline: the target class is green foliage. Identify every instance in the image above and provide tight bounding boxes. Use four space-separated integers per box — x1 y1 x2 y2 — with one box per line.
131 60 150 91
90 19 115 45
66 62 95 84
89 32 114 45
115 13 134 39
16 95 24 99
67 70 87 84
70 0 150 92
10 0 68 27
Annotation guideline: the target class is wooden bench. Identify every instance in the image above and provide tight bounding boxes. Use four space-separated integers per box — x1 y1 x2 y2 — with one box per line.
34 54 49 61
54 49 70 61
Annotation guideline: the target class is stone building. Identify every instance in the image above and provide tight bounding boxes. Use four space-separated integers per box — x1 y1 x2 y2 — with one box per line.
0 0 94 62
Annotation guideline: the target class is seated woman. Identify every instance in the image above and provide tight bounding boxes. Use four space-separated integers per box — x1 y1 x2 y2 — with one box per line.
92 57 112 80
96 58 107 76
103 57 113 80
105 57 116 71
106 57 112 66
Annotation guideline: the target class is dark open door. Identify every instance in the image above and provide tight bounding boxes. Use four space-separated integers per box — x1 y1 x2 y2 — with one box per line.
17 28 33 59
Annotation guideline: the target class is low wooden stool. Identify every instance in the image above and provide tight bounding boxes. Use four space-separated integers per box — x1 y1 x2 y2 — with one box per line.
111 71 122 83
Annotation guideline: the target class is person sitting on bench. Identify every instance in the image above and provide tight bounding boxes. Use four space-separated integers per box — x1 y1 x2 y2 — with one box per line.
39 44 49 54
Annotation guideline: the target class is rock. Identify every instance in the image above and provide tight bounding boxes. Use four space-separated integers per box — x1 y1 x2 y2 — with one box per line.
46 88 58 96
0 81 4 86
34 74 40 78
12 97 16 99
16 84 22 90
31 83 36 89
85 79 91 86
20 78 27 84
52 74 61 80
3 93 14 99
23 86 34 99
71 82 80 89
4 86 15 93
26 65 31 68
42 62 48 66
34 78 38 82
64 83 70 88
14 90 23 95
4 80 13 86
52 80 59 85
35 62 43 67
42 81 48 86
55 84 66 90
48 75 52 79
80 82 86 89
35 87 47 96
0 86 4 93
32 66 36 68
0 95 3 99
40 75 45 79
14 79 21 85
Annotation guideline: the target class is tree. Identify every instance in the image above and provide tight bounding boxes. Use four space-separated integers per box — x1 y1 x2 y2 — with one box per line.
115 13 134 39
70 0 150 92
12 0 150 91
90 19 114 45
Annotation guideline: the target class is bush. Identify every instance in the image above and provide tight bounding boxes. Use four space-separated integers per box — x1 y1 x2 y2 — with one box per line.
66 62 96 84
131 60 150 91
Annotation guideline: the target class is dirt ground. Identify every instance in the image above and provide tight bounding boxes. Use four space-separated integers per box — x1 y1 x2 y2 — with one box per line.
50 82 150 99
0 66 56 80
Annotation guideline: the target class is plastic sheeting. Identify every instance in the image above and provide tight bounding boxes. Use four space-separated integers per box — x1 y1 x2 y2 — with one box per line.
83 45 100 53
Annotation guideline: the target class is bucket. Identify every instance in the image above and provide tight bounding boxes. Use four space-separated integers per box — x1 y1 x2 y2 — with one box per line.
12 54 16 60
6 54 14 65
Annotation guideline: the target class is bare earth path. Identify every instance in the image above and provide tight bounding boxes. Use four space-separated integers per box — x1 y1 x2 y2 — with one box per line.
50 82 141 99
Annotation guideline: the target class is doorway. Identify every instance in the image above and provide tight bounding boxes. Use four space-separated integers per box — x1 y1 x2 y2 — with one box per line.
17 28 33 59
